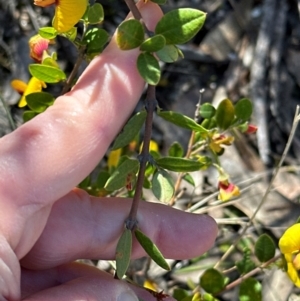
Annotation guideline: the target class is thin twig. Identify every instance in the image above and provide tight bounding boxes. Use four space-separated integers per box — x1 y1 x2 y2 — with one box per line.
214 106 300 269
0 94 16 131
220 254 281 293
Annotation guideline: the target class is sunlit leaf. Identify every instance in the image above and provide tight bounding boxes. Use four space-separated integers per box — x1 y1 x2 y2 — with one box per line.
137 52 161 85
39 27 57 39
84 28 109 54
29 64 66 83
135 229 170 270
116 229 132 279
140 34 166 52
152 169 174 203
116 19 144 50
87 3 104 24
156 44 179 63
112 111 147 150
239 278 262 301
155 8 206 44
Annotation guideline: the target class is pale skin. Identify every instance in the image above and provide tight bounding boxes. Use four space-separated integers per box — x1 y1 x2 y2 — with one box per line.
0 2 218 300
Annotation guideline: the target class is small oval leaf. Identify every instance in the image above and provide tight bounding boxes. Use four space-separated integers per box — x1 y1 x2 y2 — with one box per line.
152 169 174 203
112 111 147 150
84 28 109 54
254 234 276 262
200 268 226 294
156 44 179 63
155 8 206 44
26 92 55 113
105 158 139 191
23 111 38 122
116 229 132 279
87 3 104 24
29 64 66 83
215 99 235 130
158 110 208 133
235 98 253 121
200 103 216 119
137 52 161 85
239 278 262 301
39 27 57 39
156 157 206 172
140 34 166 52
135 229 170 270
168 142 184 157
116 19 144 50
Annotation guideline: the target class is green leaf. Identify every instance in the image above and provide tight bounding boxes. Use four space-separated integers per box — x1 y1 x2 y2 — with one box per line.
135 229 170 270
168 142 184 157
116 229 132 279
239 278 262 301
25 92 55 113
156 44 180 63
156 157 206 172
158 111 208 133
152 169 174 202
137 52 161 85
215 99 235 130
112 111 147 150
235 98 253 122
95 171 110 188
39 27 57 39
200 103 216 119
182 173 195 186
236 248 256 274
254 234 276 262
84 28 109 54
155 9 206 44
104 158 139 191
200 268 226 294
62 27 77 42
29 64 66 83
173 288 189 301
87 3 104 24
140 34 166 52
116 19 144 50
23 110 38 122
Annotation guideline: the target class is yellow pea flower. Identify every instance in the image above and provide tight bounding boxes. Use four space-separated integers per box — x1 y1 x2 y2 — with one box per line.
34 0 87 33
29 34 51 62
107 149 122 170
11 78 47 107
279 223 300 287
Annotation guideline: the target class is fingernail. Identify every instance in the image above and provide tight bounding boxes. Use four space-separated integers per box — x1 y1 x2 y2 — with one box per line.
117 291 138 301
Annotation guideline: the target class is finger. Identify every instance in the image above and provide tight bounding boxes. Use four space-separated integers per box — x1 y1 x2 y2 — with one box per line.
21 262 174 301
0 1 163 255
21 190 218 269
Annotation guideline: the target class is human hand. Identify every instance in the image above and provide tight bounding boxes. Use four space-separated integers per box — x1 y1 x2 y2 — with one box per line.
0 2 218 300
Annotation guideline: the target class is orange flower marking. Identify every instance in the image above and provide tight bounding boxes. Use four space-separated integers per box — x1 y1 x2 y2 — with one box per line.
29 34 51 62
218 180 240 202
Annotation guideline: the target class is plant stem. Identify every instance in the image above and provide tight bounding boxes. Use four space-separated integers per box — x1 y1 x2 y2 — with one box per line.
126 85 156 230
214 105 300 269
220 254 281 293
61 45 86 95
